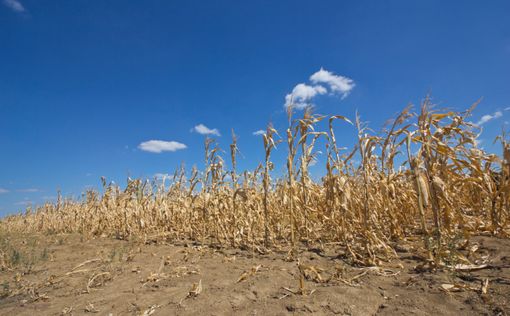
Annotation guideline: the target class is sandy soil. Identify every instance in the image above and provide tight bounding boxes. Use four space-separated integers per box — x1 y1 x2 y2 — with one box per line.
0 233 509 316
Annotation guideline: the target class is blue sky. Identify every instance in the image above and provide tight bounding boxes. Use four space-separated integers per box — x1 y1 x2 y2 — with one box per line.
1 0 510 215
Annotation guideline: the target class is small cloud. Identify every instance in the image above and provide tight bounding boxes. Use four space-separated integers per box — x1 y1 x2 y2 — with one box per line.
193 124 221 136
138 140 187 153
310 68 355 98
252 130 265 136
285 83 327 110
3 0 25 12
85 173 93 177
17 188 40 193
477 111 503 125
154 173 171 180
0 188 9 194
284 68 355 110
15 200 33 206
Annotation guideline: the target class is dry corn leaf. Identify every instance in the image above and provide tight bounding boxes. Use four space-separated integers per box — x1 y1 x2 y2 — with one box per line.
440 283 463 292
188 279 202 298
481 278 489 294
453 264 489 271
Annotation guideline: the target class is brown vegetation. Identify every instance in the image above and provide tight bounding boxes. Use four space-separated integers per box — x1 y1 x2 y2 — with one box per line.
1 97 510 268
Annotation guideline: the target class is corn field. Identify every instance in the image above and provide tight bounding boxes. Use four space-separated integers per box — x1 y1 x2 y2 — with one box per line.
2 98 510 266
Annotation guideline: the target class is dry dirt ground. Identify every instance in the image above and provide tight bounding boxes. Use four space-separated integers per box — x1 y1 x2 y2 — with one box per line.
0 232 509 316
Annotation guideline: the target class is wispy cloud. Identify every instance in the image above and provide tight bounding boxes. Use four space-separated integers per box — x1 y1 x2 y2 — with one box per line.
477 111 503 125
285 68 355 110
17 188 40 193
138 140 187 153
0 188 9 194
3 0 25 13
14 200 33 206
193 124 221 136
154 173 171 180
252 130 265 136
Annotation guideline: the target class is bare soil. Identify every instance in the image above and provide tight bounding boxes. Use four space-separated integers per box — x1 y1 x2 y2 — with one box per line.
0 233 509 316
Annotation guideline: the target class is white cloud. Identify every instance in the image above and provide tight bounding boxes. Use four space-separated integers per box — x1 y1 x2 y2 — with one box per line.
285 83 327 110
477 111 503 125
154 173 171 180
17 188 40 193
3 0 25 12
15 200 33 206
252 130 265 136
284 68 355 110
193 124 221 136
310 68 355 98
0 188 9 194
138 140 187 153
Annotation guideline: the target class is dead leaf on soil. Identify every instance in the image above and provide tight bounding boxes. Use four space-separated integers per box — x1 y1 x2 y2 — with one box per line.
187 279 202 298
